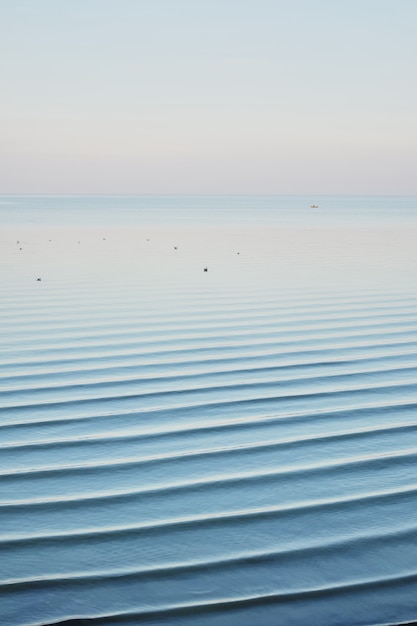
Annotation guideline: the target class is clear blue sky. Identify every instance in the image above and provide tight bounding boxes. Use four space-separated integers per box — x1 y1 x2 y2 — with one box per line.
1 0 416 194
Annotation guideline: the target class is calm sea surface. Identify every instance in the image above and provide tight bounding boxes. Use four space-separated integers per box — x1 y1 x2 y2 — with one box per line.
1 195 417 626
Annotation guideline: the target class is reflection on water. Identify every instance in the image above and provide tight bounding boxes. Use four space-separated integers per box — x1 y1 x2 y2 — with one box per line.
1 196 417 626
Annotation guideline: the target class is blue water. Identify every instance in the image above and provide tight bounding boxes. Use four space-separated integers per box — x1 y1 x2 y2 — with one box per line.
1 194 417 227
1 196 417 625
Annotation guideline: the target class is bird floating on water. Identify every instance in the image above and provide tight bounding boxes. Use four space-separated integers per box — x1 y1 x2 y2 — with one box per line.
310 204 319 208
203 267 208 272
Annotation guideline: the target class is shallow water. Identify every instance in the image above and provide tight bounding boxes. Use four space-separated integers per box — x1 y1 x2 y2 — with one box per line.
1 195 417 626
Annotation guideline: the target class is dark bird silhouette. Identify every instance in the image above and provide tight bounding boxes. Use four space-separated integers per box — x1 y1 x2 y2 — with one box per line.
36 278 41 281
203 267 208 272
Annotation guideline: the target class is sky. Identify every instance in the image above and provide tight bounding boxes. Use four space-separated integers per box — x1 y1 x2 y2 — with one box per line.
1 0 417 195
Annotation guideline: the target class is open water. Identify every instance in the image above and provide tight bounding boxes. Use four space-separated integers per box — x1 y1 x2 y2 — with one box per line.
1 195 417 626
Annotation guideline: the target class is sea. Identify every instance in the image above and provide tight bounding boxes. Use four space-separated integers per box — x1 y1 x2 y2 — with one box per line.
1 195 417 626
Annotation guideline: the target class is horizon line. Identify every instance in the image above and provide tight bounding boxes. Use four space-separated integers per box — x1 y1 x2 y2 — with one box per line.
1 193 417 198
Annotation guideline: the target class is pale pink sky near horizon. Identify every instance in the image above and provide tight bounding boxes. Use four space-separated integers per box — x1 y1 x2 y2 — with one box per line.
1 0 417 195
